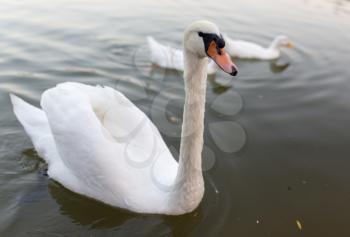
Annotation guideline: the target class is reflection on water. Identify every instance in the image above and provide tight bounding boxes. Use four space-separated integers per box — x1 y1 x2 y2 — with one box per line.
207 76 232 94
49 181 139 229
1 0 350 236
269 61 290 74
47 171 227 236
48 180 205 236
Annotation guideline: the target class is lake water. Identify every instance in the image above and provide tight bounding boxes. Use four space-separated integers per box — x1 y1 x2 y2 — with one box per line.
1 0 350 236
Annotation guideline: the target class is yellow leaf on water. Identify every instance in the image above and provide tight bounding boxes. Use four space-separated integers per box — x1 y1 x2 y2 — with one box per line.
296 220 302 230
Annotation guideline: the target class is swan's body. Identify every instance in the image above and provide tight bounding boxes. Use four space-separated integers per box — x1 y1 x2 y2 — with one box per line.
147 36 217 74
11 21 237 215
11 83 180 214
224 35 293 60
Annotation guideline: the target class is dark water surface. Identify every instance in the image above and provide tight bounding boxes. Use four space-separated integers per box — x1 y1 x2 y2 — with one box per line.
1 0 350 236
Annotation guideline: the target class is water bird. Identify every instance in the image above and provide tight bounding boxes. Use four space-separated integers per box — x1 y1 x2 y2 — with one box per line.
10 20 237 215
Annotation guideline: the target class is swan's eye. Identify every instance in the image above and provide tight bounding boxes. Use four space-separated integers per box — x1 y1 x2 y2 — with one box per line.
198 32 204 37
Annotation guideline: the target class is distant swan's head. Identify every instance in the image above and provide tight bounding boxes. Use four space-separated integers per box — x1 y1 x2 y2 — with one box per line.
272 35 294 49
184 20 238 76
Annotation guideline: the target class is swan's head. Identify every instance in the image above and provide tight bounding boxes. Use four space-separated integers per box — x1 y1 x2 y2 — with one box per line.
273 35 294 49
184 20 238 76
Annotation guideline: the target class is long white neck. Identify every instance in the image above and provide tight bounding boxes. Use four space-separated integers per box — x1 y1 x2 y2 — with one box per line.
269 38 281 50
171 50 207 213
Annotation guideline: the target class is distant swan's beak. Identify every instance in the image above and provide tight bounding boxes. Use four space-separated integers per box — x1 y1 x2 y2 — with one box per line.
207 41 238 76
286 42 294 49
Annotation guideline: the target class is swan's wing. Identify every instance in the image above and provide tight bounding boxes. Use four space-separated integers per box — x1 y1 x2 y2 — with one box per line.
147 36 184 71
40 83 178 198
10 94 59 165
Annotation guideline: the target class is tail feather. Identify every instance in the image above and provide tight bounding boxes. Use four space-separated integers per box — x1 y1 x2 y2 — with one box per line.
10 94 58 165
147 36 163 65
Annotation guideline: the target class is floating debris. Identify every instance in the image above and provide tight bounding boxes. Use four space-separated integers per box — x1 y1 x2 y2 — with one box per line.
256 220 260 224
168 116 179 123
296 220 302 230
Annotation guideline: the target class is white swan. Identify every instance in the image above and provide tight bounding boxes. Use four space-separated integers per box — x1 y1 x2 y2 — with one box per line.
147 36 217 74
10 20 237 215
224 35 294 60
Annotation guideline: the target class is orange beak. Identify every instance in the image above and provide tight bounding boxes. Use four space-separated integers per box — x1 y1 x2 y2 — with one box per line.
207 41 238 76
286 42 294 49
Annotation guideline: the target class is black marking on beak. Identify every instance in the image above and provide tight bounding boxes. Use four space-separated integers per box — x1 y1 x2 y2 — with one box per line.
230 67 238 76
198 32 225 54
